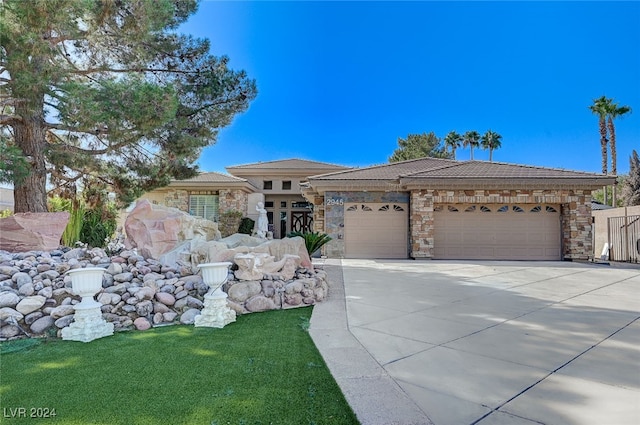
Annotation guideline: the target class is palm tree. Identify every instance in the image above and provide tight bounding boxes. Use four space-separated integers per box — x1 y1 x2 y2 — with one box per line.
589 96 610 204
444 131 462 159
605 100 632 206
589 96 609 176
480 130 502 162
462 130 481 160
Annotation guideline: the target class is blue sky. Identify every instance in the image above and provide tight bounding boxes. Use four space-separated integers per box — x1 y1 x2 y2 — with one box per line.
181 1 640 175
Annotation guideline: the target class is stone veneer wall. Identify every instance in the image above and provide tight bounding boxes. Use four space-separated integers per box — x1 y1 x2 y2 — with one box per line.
164 189 190 212
410 189 593 260
162 189 248 219
219 189 249 216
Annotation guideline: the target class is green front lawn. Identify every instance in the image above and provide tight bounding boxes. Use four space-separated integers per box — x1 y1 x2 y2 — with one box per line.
0 307 358 425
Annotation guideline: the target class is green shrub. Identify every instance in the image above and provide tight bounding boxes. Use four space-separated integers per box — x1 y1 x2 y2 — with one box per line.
287 231 332 256
0 209 12 218
62 203 85 247
80 205 117 248
238 217 255 235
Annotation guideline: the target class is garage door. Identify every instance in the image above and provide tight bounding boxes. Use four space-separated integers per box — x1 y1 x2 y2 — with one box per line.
434 204 561 260
345 202 408 258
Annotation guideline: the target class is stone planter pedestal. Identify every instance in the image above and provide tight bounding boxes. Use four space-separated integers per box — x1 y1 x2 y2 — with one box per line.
194 262 236 328
61 267 114 342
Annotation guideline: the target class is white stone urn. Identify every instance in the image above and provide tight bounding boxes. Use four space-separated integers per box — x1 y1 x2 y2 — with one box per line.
194 262 236 328
61 267 114 342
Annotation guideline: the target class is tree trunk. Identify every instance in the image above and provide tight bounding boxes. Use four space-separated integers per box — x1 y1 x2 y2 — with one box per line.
13 108 48 213
599 116 608 205
608 117 617 206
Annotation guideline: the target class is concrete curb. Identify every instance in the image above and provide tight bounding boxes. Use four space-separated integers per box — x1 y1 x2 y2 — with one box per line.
309 259 433 425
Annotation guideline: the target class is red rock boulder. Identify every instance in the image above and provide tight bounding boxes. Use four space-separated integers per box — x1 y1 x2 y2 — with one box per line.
0 212 70 252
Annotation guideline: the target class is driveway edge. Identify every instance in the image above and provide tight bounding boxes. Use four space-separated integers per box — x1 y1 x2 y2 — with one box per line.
309 259 434 425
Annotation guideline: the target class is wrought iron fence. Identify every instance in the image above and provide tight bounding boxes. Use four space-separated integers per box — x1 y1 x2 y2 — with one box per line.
608 214 640 263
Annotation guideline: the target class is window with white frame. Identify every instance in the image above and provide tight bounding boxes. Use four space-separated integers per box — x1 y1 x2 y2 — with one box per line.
189 194 219 221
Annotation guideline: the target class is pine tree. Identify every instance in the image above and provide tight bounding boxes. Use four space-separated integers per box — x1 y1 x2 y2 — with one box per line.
0 0 257 212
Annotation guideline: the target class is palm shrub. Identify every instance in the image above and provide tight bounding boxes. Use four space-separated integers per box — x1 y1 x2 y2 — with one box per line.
238 217 255 235
287 231 332 256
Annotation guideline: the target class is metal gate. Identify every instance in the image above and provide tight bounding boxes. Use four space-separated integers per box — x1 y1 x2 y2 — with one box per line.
608 214 640 263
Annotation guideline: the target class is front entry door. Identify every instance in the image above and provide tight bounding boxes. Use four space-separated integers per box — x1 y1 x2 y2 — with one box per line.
291 211 313 233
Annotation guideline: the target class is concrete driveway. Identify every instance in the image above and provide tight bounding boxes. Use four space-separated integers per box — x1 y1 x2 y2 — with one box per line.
309 259 640 425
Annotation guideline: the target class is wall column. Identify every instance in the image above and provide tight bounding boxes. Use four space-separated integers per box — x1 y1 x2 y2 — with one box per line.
410 190 434 259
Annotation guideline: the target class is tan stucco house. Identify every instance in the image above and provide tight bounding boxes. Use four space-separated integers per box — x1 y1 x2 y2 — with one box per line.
136 159 349 239
138 157 615 261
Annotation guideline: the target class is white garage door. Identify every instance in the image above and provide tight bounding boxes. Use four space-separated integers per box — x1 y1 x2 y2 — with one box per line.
345 202 408 259
434 204 561 260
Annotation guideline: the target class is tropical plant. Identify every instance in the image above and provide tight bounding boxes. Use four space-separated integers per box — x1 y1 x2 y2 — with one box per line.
622 150 640 206
287 231 332 256
388 132 453 162
49 195 84 246
589 96 610 177
238 217 255 235
0 0 257 213
480 130 502 162
444 131 463 160
462 131 481 160
605 99 632 205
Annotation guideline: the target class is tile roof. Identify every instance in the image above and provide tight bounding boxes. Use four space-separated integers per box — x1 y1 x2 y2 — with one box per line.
171 172 247 184
309 157 459 180
403 160 608 179
226 158 351 170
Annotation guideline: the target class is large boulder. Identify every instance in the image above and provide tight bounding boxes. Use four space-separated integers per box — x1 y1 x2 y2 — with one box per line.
124 200 222 259
0 212 69 252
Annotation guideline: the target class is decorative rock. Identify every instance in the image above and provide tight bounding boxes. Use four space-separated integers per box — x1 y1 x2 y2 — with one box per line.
179 308 200 324
107 262 123 275
41 270 60 280
245 295 275 312
153 302 170 314
163 311 178 322
38 286 53 299
174 290 188 300
152 312 164 324
227 281 261 303
54 315 74 328
12 272 32 287
284 293 302 306
0 325 21 338
113 272 133 283
0 291 20 308
0 307 24 322
50 305 75 319
105 283 127 294
136 286 155 301
261 280 275 298
97 293 113 305
16 295 46 315
155 292 175 306
30 316 56 334
133 317 151 330
185 296 203 309
0 212 69 252
125 199 222 259
24 311 44 325
18 282 35 296
285 281 303 295
136 300 153 317
174 298 188 311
